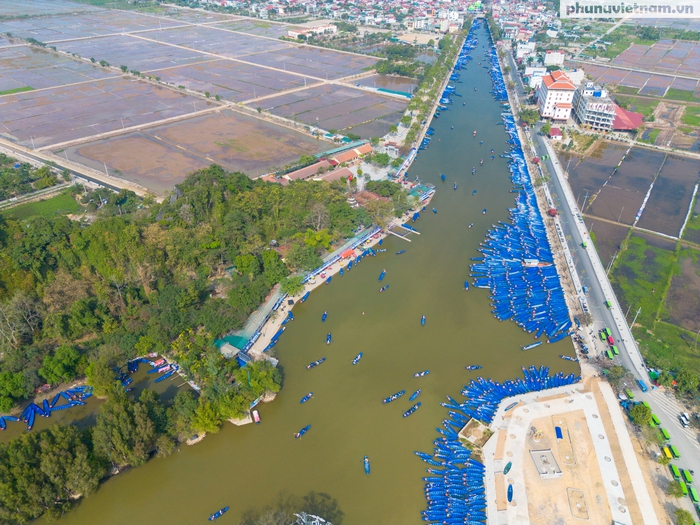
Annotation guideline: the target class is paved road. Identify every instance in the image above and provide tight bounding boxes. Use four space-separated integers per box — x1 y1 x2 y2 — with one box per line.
530 124 700 516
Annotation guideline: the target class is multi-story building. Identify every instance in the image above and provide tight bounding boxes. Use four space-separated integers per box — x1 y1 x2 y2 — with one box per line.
543 50 565 66
572 83 616 130
536 70 576 121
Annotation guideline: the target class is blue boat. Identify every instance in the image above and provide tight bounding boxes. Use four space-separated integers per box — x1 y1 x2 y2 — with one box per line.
307 358 326 369
464 281 469 291
340 268 344 276
295 425 311 439
382 390 406 404
472 190 477 195
326 333 332 344
409 389 422 401
379 285 389 292
504 401 518 412
521 341 543 351
421 315 426 326
507 484 514 502
482 208 487 214
379 270 386 281
154 369 176 383
352 352 363 365
209 507 229 521
325 276 332 284
414 370 430 377
432 208 437 213
378 238 383 245
348 260 353 270
503 461 512 474
322 311 327 322
396 250 406 255
403 402 422 417
364 456 370 475
464 365 482 370
453 183 458 190
300 392 313 404
441 174 446 181
282 311 294 325
300 291 310 302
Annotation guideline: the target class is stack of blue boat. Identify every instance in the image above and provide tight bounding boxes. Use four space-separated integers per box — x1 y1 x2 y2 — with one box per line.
0 414 19 430
419 366 579 523
468 22 572 344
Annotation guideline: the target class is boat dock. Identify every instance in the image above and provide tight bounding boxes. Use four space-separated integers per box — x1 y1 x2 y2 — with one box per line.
388 223 420 242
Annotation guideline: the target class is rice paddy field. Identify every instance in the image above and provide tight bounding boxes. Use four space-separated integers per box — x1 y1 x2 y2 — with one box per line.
0 191 82 220
582 62 700 100
0 0 403 195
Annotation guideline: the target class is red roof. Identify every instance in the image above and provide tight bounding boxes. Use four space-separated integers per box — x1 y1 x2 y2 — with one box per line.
612 104 644 131
542 70 576 91
549 127 562 137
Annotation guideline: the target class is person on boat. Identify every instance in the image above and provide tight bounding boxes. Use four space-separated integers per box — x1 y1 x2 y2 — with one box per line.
491 155 495 160
491 149 494 153
480 158 483 165
451 125 454 130
479 140 483 146
463 102 465 106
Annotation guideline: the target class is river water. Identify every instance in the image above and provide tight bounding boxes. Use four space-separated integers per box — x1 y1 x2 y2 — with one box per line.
48 25 577 525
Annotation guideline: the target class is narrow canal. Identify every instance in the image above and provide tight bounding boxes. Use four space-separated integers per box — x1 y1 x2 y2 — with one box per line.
49 24 577 525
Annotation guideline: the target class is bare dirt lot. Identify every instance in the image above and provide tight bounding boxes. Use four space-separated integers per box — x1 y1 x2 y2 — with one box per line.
586 218 630 266
66 110 325 194
637 154 700 237
561 142 627 206
666 250 700 332
588 186 646 225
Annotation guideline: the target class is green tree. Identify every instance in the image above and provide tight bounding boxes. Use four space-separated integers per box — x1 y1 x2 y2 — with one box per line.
541 122 552 136
668 480 686 498
191 399 222 433
234 254 261 277
262 250 288 284
39 345 84 385
285 244 322 271
675 508 695 525
629 402 652 426
676 370 698 394
299 154 316 165
168 390 199 439
85 358 119 397
280 276 305 296
303 228 332 249
520 108 540 126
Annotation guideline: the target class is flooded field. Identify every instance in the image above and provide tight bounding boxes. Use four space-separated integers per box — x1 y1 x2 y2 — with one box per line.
636 155 700 237
667 250 700 332
1 78 208 148
154 60 310 102
65 110 325 194
215 19 303 39
357 75 419 93
0 45 116 92
259 84 407 136
562 141 626 206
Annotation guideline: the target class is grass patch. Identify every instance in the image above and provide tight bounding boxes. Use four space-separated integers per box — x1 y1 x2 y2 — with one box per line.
681 106 700 127
639 128 660 144
678 126 695 134
1 192 82 220
664 88 696 102
614 95 658 118
616 86 639 95
0 86 33 96
635 320 700 377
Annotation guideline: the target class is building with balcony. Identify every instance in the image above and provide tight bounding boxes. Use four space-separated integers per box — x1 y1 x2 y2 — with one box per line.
536 70 576 121
572 83 616 130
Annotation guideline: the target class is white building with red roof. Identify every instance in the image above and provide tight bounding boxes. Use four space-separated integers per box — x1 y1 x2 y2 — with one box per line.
536 70 576 121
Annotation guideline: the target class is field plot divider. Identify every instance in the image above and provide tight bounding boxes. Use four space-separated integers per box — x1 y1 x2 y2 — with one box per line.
126 33 327 82
36 106 221 152
678 184 699 239
631 153 667 228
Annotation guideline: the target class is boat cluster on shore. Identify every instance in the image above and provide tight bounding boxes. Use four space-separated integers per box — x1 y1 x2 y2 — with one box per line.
419 365 579 523
469 26 572 346
1 386 93 431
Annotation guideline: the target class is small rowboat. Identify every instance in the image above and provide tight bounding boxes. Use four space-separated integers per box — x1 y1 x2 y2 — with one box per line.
441 174 446 181
464 365 482 370
504 402 518 412
364 456 370 475
379 285 389 293
209 507 229 521
464 281 469 290
403 402 422 417
339 268 344 276
352 352 363 365
295 425 311 439
432 208 437 213
321 311 327 322
252 410 260 424
325 276 332 284
414 370 430 378
307 358 326 370
472 190 477 195
469 223 473 228
507 483 514 502
378 270 386 282
421 315 426 326
301 291 310 302
503 461 512 475
453 183 458 190
396 250 406 255
382 390 406 404
409 389 422 402
482 209 487 214
300 392 313 404
560 355 579 362
521 341 543 351
326 333 332 344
